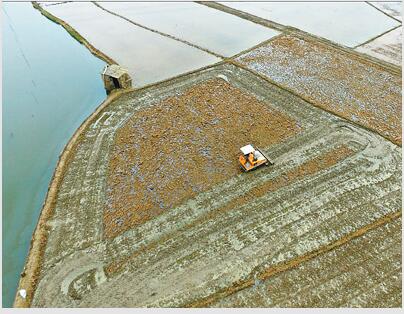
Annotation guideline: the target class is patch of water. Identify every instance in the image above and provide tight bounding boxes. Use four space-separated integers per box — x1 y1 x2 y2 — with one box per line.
97 1 279 57
43 2 220 87
219 2 400 47
2 2 106 307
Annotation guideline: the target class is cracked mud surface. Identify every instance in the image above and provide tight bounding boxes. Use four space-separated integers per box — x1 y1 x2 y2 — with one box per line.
236 34 402 145
27 63 401 307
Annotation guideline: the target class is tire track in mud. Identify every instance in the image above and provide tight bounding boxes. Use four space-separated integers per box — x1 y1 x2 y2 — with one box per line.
26 64 401 307
210 215 401 307
12 88 130 308
101 120 399 276
102 140 400 300
104 144 354 275
184 211 401 308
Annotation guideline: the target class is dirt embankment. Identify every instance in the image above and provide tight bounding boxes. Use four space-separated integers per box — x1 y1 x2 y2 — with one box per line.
32 2 116 65
13 89 130 308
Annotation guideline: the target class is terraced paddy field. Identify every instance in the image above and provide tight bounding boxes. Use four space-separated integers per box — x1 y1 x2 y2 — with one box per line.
16 63 401 307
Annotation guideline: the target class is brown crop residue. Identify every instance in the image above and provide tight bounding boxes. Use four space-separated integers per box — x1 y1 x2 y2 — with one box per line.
105 145 353 276
216 145 353 215
237 35 402 145
104 79 301 238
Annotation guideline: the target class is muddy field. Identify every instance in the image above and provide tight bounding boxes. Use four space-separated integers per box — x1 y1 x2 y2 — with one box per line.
355 27 402 66
105 78 301 238
211 217 402 307
24 63 401 307
235 34 402 145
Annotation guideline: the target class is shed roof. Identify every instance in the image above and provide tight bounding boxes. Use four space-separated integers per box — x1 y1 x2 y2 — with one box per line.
103 64 129 78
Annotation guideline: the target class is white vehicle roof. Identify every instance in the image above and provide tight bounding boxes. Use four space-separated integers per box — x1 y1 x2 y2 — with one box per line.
240 144 255 155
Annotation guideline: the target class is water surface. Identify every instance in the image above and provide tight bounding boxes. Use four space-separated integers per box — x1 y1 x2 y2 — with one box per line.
2 2 106 307
44 2 220 87
219 1 400 47
97 1 279 57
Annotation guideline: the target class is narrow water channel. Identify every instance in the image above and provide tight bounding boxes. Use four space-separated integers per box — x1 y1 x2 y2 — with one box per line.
2 2 106 307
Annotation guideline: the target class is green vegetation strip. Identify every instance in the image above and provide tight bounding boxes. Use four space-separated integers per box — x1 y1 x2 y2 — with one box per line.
31 1 116 65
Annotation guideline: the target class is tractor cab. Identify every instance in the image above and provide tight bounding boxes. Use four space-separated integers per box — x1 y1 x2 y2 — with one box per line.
239 144 272 172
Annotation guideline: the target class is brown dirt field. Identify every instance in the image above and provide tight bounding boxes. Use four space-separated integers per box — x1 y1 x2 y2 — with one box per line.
105 78 301 238
105 144 353 276
24 63 401 308
236 34 402 145
211 145 353 217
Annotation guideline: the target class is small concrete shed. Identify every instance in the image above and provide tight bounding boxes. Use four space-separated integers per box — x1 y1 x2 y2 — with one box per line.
102 64 132 94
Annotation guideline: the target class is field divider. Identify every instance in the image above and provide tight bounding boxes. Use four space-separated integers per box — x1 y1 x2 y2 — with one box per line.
92 1 224 59
13 88 132 308
184 211 402 307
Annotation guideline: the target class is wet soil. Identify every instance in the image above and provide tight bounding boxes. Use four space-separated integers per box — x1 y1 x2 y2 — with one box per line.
20 63 401 308
210 217 402 307
236 34 402 145
105 78 301 238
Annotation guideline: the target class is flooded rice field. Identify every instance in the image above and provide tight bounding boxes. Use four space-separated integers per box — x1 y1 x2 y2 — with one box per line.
43 2 220 87
96 2 279 57
370 2 402 21
355 26 402 66
219 1 400 47
2 2 106 307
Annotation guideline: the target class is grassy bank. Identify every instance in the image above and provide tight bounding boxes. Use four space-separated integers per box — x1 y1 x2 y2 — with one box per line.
32 1 116 65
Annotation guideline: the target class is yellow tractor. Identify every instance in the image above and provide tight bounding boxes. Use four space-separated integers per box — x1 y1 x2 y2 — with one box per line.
239 144 273 172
